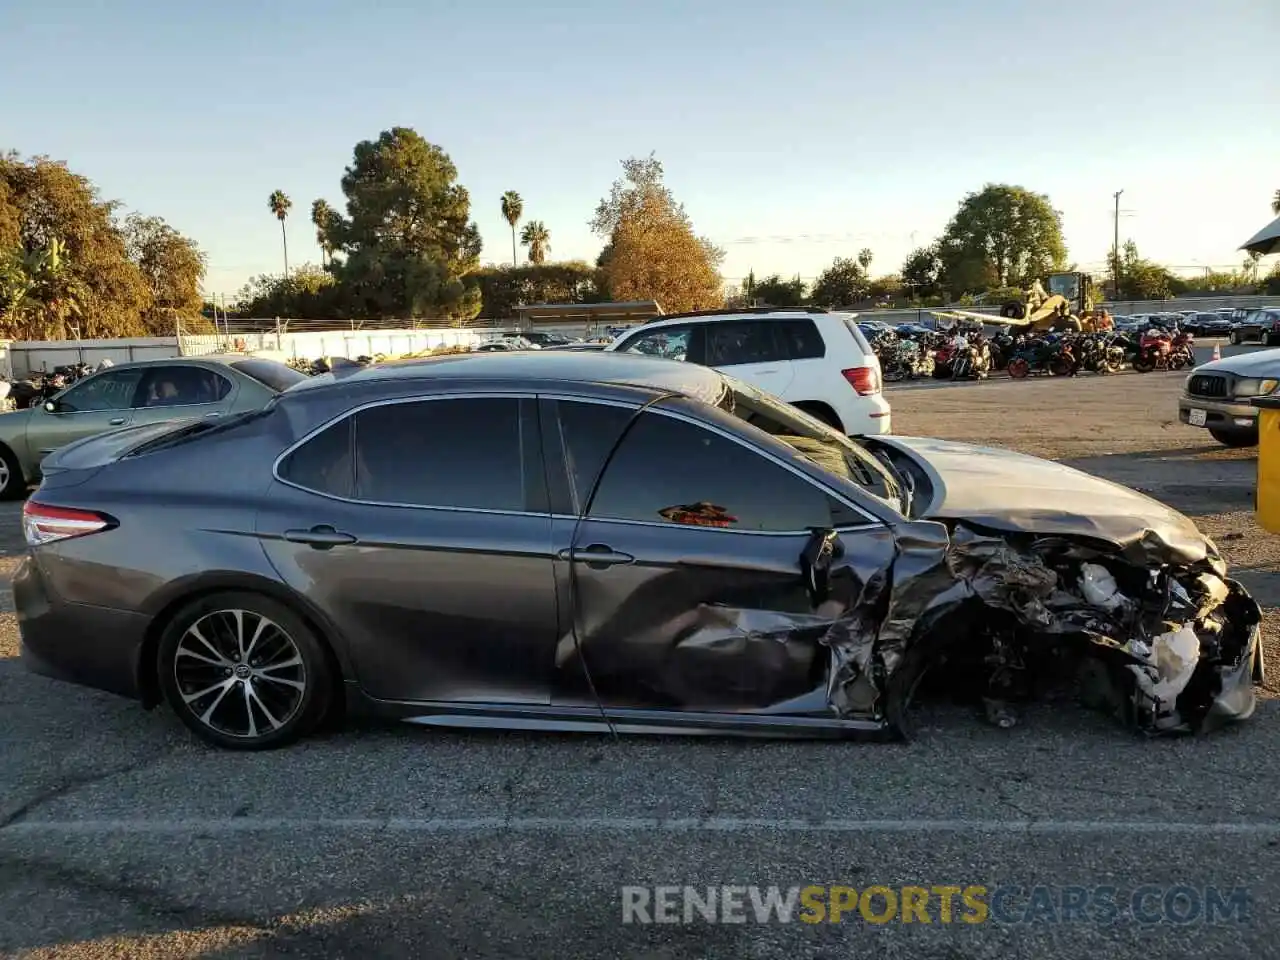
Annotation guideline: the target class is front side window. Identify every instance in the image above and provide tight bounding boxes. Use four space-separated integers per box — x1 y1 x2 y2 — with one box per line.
589 411 834 532
616 326 692 361
353 398 526 511
704 321 787 367
55 368 145 412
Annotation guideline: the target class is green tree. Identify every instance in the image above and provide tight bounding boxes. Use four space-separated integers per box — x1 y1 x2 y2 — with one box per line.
936 184 1067 293
310 199 338 266
0 153 152 338
868 274 903 301
234 263 339 319
857 248 873 274
1272 188 1280 215
123 213 208 334
809 256 868 307
268 190 292 277
750 273 806 306
326 127 482 320
590 154 723 312
900 246 941 299
501 191 523 267
1116 241 1179 300
520 220 550 264
472 261 601 318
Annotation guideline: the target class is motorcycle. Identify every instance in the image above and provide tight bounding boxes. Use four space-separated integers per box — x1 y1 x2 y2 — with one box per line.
1006 335 1066 379
949 334 991 381
1076 333 1126 374
881 338 934 382
1132 328 1195 373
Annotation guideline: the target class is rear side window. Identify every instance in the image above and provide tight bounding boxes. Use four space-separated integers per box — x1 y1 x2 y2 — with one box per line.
278 417 355 499
589 411 834 532
776 319 825 359
839 317 872 357
353 398 527 511
231 358 308 393
703 321 786 366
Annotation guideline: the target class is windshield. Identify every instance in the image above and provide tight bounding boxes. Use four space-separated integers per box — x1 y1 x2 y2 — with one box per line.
714 379 906 514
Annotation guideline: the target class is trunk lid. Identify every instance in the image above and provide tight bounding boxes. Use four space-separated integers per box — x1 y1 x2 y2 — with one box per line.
37 418 204 487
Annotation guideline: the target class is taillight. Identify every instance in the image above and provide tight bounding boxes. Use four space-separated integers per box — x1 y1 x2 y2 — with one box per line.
22 502 112 546
842 366 881 395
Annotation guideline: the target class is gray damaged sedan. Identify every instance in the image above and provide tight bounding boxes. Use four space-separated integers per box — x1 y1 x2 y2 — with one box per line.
16 353 1264 749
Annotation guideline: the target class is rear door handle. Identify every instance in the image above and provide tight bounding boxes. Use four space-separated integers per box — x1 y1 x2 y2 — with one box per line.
109 417 126 425
283 525 358 549
556 544 635 567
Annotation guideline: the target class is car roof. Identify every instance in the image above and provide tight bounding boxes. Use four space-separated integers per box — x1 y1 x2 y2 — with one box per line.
285 350 729 404
636 309 840 331
75 353 257 371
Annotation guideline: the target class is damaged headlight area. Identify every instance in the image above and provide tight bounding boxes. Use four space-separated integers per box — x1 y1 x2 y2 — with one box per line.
561 521 1264 739
895 524 1266 736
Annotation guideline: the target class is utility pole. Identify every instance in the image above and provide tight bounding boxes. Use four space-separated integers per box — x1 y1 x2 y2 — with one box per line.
1112 190 1123 300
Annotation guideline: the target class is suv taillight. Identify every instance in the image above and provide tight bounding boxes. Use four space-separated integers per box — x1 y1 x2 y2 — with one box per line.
23 502 112 546
842 367 881 395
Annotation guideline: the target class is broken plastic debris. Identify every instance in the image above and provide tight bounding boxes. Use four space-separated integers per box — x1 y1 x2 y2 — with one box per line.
1079 563 1124 611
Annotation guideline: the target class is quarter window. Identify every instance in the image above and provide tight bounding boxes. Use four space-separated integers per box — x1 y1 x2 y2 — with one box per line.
352 398 527 511
776 318 825 359
616 326 692 361
589 411 834 531
55 369 145 412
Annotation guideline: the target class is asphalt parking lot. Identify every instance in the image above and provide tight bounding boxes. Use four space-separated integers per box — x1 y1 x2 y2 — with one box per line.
2 361 1280 959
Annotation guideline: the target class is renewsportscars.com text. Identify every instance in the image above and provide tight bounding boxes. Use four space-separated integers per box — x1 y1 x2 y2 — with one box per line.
620 884 1251 925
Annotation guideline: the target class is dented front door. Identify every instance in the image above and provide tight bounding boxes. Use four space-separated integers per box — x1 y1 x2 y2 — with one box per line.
545 399 896 713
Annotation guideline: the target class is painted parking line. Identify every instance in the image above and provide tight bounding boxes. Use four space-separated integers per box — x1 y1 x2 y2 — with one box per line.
5 817 1280 836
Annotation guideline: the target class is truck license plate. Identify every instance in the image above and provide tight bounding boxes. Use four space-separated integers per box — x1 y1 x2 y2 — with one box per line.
1189 408 1207 427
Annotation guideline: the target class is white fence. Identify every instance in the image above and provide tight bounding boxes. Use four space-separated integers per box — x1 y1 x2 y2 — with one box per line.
3 326 499 380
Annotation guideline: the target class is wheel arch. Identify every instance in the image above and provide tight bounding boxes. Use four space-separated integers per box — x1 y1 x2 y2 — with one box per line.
790 400 844 431
135 571 351 710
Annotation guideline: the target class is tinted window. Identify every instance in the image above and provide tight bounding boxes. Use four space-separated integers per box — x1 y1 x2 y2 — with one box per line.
353 398 526 511
555 400 635 511
139 366 233 407
231 358 308 393
278 417 355 498
616 326 691 361
590 411 833 531
56 368 145 412
704 321 785 366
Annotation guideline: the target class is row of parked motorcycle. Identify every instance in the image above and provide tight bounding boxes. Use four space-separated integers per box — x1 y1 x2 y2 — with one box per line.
866 326 1197 383
0 361 101 411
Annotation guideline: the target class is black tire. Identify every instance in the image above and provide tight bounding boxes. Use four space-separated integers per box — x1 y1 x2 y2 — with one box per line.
1000 301 1026 320
1208 427 1259 449
157 591 335 750
1231 331 1242 345
0 444 25 501
1132 358 1154 373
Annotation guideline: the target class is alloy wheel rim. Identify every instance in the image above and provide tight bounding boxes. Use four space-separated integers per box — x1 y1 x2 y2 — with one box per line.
0 461 10 490
173 609 306 738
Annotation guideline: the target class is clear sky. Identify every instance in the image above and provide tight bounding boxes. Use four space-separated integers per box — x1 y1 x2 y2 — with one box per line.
2 0 1277 299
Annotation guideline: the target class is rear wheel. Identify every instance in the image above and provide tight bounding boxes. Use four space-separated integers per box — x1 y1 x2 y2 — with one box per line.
1208 427 1259 448
157 592 334 750
0 444 25 501
1132 357 1154 373
1007 357 1030 379
792 402 841 430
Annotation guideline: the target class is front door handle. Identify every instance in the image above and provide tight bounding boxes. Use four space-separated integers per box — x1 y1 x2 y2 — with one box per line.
283 525 358 549
109 417 126 425
557 544 635 567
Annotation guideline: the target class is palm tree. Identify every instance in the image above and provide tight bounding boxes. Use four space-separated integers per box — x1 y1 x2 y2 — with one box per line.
857 248 873 274
1272 189 1280 216
310 199 335 266
520 221 551 264
500 191 523 267
268 190 292 276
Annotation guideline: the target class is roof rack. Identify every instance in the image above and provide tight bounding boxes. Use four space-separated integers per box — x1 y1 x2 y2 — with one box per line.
643 306 830 324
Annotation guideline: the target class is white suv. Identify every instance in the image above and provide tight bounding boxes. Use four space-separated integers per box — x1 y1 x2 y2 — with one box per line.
604 308 890 435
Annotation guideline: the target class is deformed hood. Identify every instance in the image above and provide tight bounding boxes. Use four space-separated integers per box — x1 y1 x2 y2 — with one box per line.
879 436 1216 567
1194 348 1280 377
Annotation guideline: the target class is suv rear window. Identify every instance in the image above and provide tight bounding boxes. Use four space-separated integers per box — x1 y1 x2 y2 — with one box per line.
230 358 309 393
